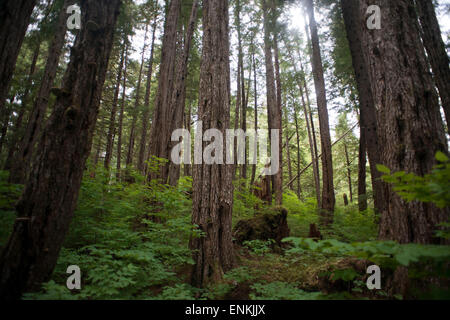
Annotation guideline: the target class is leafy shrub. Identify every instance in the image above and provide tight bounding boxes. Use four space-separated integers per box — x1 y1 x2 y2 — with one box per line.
377 151 450 208
283 237 450 272
243 239 275 256
328 207 378 242
25 165 196 300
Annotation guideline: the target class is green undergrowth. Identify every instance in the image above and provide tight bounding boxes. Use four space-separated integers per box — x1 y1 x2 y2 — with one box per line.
0 153 449 300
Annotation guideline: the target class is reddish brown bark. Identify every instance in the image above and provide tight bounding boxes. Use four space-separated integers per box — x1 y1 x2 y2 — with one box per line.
167 0 200 186
190 0 234 288
117 45 129 180
105 44 126 169
416 0 450 132
305 0 335 224
0 0 121 300
0 0 37 119
147 0 182 183
342 0 448 244
9 0 70 183
262 0 282 205
137 14 158 173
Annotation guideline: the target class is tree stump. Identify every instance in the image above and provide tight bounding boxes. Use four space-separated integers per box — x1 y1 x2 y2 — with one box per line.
233 207 290 246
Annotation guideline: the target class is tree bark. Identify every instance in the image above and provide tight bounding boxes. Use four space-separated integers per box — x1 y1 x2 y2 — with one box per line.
284 110 293 191
137 14 158 173
9 0 70 183
250 48 258 186
262 0 282 205
4 41 41 174
340 0 385 216
285 39 321 207
148 0 182 183
342 0 448 244
126 25 149 168
344 142 353 202
190 0 233 288
357 125 368 212
272 31 283 204
116 45 129 181
289 33 323 208
305 0 335 224
294 106 302 199
167 0 200 186
0 0 121 300
104 44 126 169
416 0 450 132
0 0 37 119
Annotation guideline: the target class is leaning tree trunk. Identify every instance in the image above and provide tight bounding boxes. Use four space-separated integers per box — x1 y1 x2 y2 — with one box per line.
190 0 234 288
416 0 450 132
342 0 448 244
0 0 37 119
10 0 70 184
0 0 122 300
305 0 335 223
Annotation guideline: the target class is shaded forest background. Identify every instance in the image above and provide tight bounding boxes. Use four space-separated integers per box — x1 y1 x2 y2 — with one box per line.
0 0 449 300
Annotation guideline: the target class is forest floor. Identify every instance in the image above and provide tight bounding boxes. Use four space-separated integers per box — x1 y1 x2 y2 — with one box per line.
0 169 448 300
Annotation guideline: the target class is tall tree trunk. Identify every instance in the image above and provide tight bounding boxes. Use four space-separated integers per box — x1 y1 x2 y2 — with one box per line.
302 25 322 206
4 41 41 173
416 0 450 132
344 142 353 202
167 0 200 186
284 39 322 208
126 25 149 168
273 32 283 205
250 49 258 186
233 59 241 180
183 101 193 177
237 0 248 182
137 14 158 173
105 44 126 169
190 0 233 288
148 0 182 183
305 0 335 224
285 112 293 191
9 0 70 183
294 106 302 198
0 0 121 300
303 71 321 209
117 45 129 181
340 0 385 216
357 125 368 212
0 0 37 119
342 0 448 244
262 0 281 205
